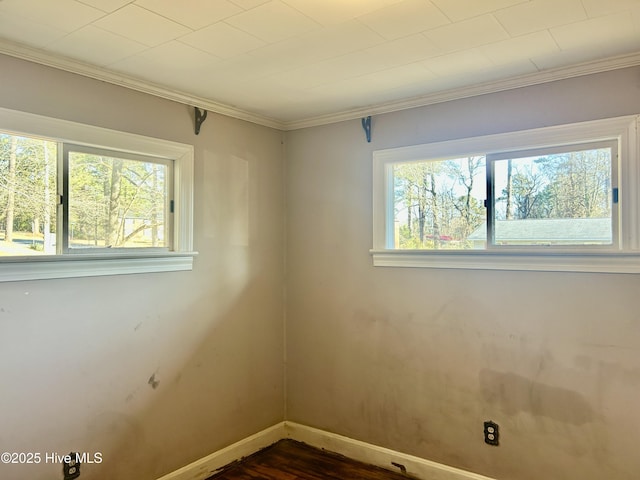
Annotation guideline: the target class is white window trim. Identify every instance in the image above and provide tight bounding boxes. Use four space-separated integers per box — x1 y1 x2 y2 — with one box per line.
0 107 196 282
371 115 640 273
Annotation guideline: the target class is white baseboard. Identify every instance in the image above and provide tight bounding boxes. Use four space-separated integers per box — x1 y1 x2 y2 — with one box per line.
156 422 286 480
157 421 496 480
284 422 496 480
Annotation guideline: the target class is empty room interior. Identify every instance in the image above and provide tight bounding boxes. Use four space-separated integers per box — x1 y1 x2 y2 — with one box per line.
1 1 640 479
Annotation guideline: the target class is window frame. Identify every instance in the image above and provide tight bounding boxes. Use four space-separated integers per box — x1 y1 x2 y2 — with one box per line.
0 106 196 282
371 115 640 273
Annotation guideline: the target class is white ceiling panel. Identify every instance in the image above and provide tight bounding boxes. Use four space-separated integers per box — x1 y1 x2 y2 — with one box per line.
529 50 592 72
480 60 541 82
134 0 242 30
550 12 640 51
531 45 637 71
109 41 219 88
207 54 293 83
422 60 539 93
361 34 441 66
357 0 450 40
303 67 439 119
0 0 639 127
0 0 105 32
77 0 134 13
229 0 270 10
480 31 560 65
248 20 385 70
46 25 147 66
0 12 68 48
268 47 426 91
431 0 527 22
312 63 436 99
280 0 404 26
93 4 191 46
494 0 587 36
179 22 266 58
423 14 509 53
423 49 495 77
262 63 347 92
314 51 430 85
163 64 250 103
581 0 640 17
226 1 320 43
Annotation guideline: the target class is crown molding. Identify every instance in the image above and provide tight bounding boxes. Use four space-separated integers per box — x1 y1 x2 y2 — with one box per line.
0 40 287 131
282 51 640 130
1 39 639 132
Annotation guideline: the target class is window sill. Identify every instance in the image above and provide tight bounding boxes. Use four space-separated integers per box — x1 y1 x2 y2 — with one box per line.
370 249 640 274
0 252 198 282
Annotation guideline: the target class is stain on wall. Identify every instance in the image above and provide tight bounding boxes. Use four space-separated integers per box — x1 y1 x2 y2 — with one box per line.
479 369 595 425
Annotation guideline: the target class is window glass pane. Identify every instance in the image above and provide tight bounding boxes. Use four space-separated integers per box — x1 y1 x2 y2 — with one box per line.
392 156 486 249
492 146 613 246
68 152 169 249
0 133 57 256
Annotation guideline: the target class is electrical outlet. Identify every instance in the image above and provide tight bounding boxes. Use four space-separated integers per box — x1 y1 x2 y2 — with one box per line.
484 421 499 446
63 452 81 480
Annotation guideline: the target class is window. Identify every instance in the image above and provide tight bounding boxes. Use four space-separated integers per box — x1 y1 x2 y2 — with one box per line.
391 155 486 250
0 107 195 282
372 115 640 273
488 141 617 249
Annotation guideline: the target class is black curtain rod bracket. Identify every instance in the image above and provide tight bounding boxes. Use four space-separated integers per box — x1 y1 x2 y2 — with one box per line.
361 116 372 143
194 107 208 135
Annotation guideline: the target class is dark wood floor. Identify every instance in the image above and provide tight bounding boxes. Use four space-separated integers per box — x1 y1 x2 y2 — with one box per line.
207 439 415 480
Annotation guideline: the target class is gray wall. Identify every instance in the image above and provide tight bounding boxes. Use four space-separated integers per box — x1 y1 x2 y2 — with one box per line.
285 66 640 480
0 54 285 480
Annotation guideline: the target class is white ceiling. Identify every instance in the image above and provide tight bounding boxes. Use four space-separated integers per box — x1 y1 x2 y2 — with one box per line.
1 0 640 129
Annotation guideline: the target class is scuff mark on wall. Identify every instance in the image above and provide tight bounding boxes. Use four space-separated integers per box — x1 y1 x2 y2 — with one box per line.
148 373 160 390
